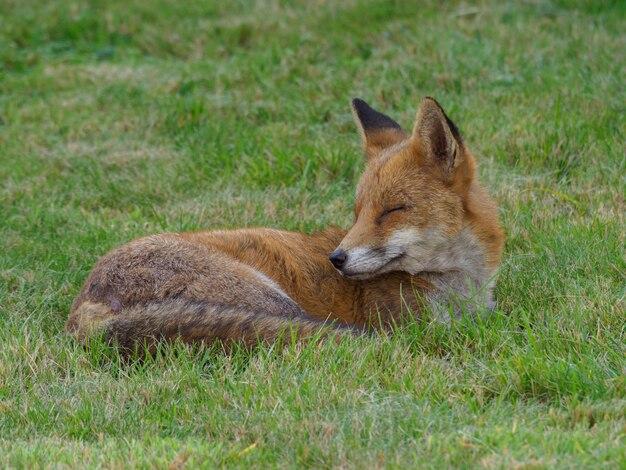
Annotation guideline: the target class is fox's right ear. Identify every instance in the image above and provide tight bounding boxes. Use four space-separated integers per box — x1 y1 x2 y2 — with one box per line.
351 98 406 160
412 97 464 177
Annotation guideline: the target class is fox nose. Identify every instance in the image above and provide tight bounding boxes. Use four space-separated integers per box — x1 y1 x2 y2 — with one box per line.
329 249 347 270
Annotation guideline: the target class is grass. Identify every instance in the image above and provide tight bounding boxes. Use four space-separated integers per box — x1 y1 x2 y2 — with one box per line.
1 0 624 467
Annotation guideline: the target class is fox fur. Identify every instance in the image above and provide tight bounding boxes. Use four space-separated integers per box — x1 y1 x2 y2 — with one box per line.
66 97 504 352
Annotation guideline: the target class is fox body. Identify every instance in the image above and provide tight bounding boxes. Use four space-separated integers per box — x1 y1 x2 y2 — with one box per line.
66 97 504 351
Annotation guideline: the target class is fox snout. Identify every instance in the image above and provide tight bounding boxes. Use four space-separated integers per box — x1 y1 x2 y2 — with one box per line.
329 244 403 279
328 246 367 276
329 226 425 279
328 249 348 270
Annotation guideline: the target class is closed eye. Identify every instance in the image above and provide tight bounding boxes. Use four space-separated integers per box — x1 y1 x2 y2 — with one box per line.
377 205 406 223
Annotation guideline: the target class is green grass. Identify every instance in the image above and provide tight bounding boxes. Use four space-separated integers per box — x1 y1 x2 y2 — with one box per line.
1 0 624 467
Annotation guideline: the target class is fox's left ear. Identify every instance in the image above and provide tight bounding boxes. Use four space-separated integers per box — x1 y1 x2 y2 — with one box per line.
352 98 406 160
412 97 465 179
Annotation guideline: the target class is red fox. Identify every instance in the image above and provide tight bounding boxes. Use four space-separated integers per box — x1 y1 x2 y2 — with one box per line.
66 97 504 351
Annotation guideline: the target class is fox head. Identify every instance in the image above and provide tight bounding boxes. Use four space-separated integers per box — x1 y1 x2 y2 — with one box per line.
329 97 504 284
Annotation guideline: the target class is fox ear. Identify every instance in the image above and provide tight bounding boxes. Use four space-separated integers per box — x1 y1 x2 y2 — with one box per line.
412 97 464 177
352 98 406 160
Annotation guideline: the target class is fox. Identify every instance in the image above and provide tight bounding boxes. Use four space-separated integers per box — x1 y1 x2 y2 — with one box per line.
66 97 504 352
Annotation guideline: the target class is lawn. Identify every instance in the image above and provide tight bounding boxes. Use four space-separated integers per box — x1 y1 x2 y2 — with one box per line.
1 0 624 467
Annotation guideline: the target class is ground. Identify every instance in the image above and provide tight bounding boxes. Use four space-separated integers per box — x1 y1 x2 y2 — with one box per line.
0 0 624 468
